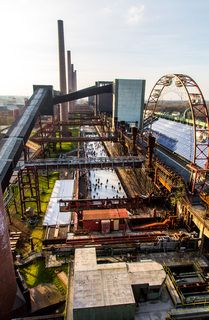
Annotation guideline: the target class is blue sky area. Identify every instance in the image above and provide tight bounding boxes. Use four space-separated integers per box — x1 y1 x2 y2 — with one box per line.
0 0 209 99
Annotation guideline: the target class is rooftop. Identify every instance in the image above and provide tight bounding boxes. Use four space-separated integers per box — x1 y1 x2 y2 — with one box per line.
128 261 166 287
82 208 128 221
72 248 166 311
43 179 74 226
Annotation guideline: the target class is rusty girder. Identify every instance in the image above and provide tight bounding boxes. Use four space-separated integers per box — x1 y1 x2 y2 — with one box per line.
59 196 148 212
144 74 209 169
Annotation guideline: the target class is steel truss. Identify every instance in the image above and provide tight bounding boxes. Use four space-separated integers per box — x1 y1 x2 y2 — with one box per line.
144 74 209 192
59 196 148 212
144 74 209 167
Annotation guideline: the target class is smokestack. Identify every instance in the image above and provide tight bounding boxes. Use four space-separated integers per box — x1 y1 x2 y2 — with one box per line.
69 64 75 112
71 64 77 91
67 51 73 113
0 186 17 319
73 70 77 92
67 50 73 93
57 20 68 122
57 20 67 94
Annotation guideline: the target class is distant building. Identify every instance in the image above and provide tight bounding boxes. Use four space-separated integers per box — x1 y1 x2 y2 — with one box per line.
113 79 146 130
0 96 27 125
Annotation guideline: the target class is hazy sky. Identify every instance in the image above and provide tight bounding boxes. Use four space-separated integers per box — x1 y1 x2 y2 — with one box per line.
1 0 209 99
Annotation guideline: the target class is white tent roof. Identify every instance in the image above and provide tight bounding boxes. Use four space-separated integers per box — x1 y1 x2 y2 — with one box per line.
43 179 74 226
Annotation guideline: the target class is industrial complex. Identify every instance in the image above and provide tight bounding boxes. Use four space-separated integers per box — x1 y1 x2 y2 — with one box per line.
1 19 209 320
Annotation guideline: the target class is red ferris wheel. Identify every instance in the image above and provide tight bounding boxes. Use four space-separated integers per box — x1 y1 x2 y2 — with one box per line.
144 74 209 192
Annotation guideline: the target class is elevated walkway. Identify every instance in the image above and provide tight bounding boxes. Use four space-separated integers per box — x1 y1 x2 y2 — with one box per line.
59 196 148 211
31 136 117 143
19 156 144 170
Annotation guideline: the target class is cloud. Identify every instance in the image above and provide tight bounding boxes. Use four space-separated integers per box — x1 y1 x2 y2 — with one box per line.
126 5 145 26
102 7 112 15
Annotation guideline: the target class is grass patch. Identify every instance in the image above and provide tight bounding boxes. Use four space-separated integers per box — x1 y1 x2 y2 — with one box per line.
50 127 79 156
31 228 43 252
39 172 59 212
71 128 79 137
8 172 60 256
20 259 68 295
58 141 76 153
14 172 59 215
48 141 77 157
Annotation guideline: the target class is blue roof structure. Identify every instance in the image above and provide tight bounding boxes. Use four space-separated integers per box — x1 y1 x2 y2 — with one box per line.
151 118 207 168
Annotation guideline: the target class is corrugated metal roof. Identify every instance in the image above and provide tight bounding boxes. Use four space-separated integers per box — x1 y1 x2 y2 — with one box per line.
51 179 74 199
83 208 128 220
43 198 71 226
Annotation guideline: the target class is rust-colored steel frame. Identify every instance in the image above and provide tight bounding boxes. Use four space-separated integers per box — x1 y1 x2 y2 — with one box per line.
38 116 47 158
23 156 143 171
65 232 167 247
144 74 209 169
68 115 101 120
33 121 105 138
59 196 147 212
42 231 167 247
31 136 117 143
18 168 41 218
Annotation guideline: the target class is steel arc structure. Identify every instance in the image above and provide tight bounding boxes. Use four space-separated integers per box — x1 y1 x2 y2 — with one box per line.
144 74 209 169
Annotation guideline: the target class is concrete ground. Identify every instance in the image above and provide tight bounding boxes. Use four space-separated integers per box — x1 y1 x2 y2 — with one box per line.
135 285 173 320
85 140 127 199
30 283 65 313
134 251 209 319
136 251 208 268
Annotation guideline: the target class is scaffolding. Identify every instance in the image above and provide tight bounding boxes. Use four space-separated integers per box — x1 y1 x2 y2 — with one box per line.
18 167 41 218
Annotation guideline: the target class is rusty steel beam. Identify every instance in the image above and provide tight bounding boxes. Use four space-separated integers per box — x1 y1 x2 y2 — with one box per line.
59 196 148 211
144 73 209 192
68 109 93 114
0 185 17 319
51 120 103 125
65 232 167 247
42 231 167 246
33 121 104 131
61 120 104 125
68 116 101 120
31 136 117 143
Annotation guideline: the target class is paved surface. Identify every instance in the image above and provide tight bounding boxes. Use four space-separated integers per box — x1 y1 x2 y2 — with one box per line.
135 285 173 320
136 251 208 267
30 283 65 313
85 141 127 199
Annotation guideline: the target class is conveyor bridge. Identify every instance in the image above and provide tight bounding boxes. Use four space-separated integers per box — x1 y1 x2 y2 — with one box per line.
0 84 113 191
18 156 144 170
